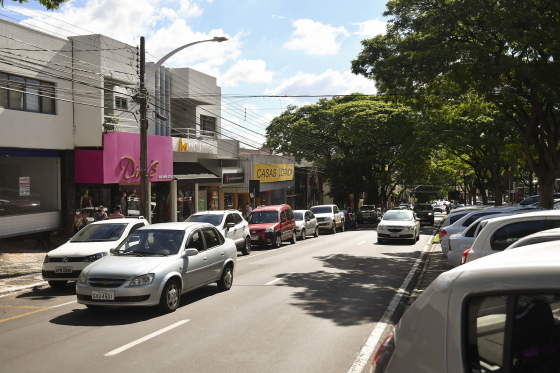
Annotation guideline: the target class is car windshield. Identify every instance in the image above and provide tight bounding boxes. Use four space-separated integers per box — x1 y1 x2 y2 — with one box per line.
294 212 304 221
70 223 128 242
249 211 278 224
383 211 413 221
360 205 375 211
115 229 184 256
310 206 333 214
185 214 223 226
414 205 433 211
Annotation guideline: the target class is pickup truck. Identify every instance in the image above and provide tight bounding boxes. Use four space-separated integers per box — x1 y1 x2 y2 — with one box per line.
356 205 377 224
310 204 345 234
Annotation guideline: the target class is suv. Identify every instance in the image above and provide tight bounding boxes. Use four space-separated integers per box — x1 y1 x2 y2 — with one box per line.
356 205 377 224
42 217 149 288
412 204 434 225
186 210 251 255
248 205 297 248
310 204 345 234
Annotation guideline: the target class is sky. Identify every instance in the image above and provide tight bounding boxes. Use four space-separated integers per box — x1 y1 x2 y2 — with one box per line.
0 0 389 148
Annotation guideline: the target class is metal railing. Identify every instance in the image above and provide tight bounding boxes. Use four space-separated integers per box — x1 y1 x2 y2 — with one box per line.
171 128 217 140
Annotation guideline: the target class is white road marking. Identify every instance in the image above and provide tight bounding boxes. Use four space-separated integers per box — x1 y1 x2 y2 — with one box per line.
347 231 437 373
325 252 342 260
265 272 295 285
50 300 77 308
356 241 367 246
105 319 190 357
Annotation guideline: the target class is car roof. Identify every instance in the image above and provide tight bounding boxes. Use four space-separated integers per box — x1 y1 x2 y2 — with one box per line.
136 222 213 231
89 218 147 225
483 209 560 226
253 205 288 211
293 210 310 213
190 210 238 215
506 227 560 247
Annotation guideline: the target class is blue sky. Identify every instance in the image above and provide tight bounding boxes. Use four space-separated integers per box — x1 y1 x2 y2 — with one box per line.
2 0 388 147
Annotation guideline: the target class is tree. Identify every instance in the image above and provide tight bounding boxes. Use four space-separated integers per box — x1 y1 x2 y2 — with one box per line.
352 0 560 208
0 0 68 10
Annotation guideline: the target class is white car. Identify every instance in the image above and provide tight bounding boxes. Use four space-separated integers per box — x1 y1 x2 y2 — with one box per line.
462 210 560 265
310 205 345 234
293 210 319 240
377 210 420 244
42 218 149 288
185 210 251 255
370 242 560 373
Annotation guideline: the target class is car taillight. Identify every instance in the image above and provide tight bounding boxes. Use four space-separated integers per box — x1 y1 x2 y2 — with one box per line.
371 333 395 373
461 248 472 265
440 228 447 237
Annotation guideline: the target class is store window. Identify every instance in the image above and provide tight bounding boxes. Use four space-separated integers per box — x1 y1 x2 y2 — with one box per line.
152 182 171 224
0 157 59 216
76 184 112 222
224 194 233 209
118 184 141 217
0 72 56 114
177 180 195 221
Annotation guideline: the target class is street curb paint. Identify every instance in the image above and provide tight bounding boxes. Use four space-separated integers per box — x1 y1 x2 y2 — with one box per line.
0 281 48 298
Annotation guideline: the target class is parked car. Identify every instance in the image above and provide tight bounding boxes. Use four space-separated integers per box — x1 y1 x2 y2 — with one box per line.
76 222 236 312
505 227 560 250
519 193 560 206
432 204 443 213
412 204 434 225
185 210 251 255
461 210 560 265
310 204 345 234
42 218 148 288
356 205 378 224
398 203 409 210
377 210 420 244
293 210 319 240
370 242 560 373
248 205 297 247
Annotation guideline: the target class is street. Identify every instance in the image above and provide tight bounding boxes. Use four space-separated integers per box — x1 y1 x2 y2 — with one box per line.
0 216 443 373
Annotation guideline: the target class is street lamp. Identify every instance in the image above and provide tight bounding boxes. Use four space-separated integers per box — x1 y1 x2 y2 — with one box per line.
138 36 228 222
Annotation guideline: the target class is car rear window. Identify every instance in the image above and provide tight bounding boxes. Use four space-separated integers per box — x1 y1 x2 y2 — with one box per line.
491 220 545 251
310 206 333 214
450 212 468 224
185 214 223 226
465 222 480 237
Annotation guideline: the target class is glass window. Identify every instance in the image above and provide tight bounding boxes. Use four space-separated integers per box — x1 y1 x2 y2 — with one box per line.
187 230 205 252
383 211 414 221
286 209 294 220
70 223 128 242
464 212 496 227
450 212 468 224
546 220 560 229
185 214 223 226
225 213 235 225
280 211 286 221
8 75 24 110
249 211 278 224
310 206 333 214
233 213 244 224
0 72 7 107
40 81 55 114
25 78 40 112
465 222 480 237
202 227 220 249
129 223 145 235
294 212 304 221
492 220 545 251
115 229 184 256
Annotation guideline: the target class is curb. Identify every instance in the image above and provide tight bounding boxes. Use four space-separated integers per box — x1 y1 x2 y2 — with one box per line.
0 281 48 298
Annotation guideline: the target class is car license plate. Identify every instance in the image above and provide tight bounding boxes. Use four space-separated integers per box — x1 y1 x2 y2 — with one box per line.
363 213 370 217
390 233 400 237
251 236 259 241
92 291 114 301
55 266 72 273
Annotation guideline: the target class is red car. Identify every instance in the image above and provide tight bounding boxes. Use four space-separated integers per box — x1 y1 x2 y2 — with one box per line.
248 205 297 248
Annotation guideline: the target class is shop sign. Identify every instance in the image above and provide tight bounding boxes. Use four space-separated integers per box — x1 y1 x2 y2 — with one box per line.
223 173 244 185
254 164 294 182
172 137 217 154
19 177 30 196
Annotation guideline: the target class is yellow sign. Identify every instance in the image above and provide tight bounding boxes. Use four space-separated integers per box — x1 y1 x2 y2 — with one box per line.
178 138 188 152
254 164 294 182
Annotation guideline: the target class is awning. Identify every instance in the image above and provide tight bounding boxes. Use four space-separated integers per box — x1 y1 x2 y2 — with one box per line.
174 162 221 183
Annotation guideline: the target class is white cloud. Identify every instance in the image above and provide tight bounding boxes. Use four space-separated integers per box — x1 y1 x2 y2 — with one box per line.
271 15 285 19
178 0 203 18
221 59 275 87
284 19 350 55
353 19 387 37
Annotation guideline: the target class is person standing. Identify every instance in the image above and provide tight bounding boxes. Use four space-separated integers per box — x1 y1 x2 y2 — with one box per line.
245 202 252 220
109 205 125 219
95 205 108 221
71 208 88 234
445 204 450 215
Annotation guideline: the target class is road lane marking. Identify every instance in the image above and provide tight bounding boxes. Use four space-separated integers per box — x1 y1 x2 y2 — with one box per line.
0 305 49 309
347 231 437 373
356 241 366 245
265 272 295 285
0 308 50 323
325 252 342 260
105 319 190 357
0 300 78 323
50 300 77 308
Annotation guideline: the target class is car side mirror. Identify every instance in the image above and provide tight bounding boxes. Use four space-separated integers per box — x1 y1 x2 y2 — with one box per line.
305 218 310 222
227 222 235 229
109 248 116 254
183 248 199 257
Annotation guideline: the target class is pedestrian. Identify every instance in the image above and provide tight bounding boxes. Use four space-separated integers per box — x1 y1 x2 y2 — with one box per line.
445 204 450 215
109 205 125 219
71 208 88 234
95 205 108 221
237 204 244 214
245 202 253 220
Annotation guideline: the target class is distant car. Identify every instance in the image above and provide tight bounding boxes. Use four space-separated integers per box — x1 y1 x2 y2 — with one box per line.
185 210 251 255
248 205 297 247
76 222 236 312
357 204 378 224
519 193 560 206
370 242 560 373
377 210 420 244
433 204 443 213
42 218 148 288
293 210 319 240
412 204 434 225
398 203 409 210
310 204 345 234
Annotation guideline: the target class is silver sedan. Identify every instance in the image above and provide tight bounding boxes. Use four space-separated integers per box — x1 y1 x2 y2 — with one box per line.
76 222 237 313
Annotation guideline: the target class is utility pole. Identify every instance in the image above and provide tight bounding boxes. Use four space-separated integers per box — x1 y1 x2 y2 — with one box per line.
139 36 150 223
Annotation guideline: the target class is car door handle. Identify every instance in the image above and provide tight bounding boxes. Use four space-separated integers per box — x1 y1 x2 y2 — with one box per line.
221 252 225 256
203 257 208 261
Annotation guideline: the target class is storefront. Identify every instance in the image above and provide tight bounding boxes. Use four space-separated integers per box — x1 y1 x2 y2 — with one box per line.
75 132 173 223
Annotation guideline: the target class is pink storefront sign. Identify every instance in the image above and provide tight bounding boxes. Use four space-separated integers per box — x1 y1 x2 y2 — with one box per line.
75 132 173 184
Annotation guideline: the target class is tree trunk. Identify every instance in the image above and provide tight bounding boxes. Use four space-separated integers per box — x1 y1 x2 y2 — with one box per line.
538 171 556 209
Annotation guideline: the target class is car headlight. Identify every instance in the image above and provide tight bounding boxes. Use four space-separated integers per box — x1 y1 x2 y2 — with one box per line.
85 252 108 262
265 226 275 232
44 255 50 263
405 226 415 231
428 213 433 216
130 273 155 286
77 272 87 285
378 224 385 230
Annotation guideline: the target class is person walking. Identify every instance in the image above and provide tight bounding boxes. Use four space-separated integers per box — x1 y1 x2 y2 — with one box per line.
109 205 125 219
245 202 253 220
95 205 108 221
71 208 88 234
445 204 450 215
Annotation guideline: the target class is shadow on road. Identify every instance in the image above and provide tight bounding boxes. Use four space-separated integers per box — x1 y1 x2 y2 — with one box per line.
16 284 76 300
274 251 421 326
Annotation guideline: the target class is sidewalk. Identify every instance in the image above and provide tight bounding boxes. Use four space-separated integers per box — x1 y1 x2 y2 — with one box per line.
407 241 452 305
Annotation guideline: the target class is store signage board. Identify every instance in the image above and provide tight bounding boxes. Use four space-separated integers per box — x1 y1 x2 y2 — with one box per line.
253 164 294 182
223 173 245 185
19 177 30 196
172 137 217 154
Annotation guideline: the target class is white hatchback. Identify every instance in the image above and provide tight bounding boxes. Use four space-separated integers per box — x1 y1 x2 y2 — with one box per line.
377 210 420 244
42 218 148 288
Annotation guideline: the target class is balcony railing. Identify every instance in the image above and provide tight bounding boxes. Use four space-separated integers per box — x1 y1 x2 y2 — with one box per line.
171 128 217 140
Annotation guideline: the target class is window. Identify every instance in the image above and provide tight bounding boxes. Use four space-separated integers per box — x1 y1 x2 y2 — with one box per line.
280 211 286 222
129 223 145 235
115 96 128 110
187 230 205 252
463 212 498 227
70 223 128 242
0 72 55 114
491 220 545 251
450 212 468 224
286 209 294 220
200 115 216 133
465 222 480 237
202 227 220 249
225 213 235 225
546 220 560 229
185 214 223 226
233 213 244 225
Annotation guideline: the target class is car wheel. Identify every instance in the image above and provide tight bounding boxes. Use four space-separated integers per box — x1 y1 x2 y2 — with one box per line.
300 229 306 240
158 279 180 313
217 265 233 291
241 236 251 256
290 230 297 244
332 225 337 234
273 233 282 248
85 304 105 312
340 221 345 232
48 280 68 288
416 231 420 241
314 227 319 237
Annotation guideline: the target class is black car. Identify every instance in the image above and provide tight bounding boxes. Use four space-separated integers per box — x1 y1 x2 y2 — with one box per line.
413 204 435 225
357 205 378 224
520 193 560 206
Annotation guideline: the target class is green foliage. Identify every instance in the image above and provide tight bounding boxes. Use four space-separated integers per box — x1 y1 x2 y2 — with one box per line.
103 114 120 133
0 0 68 10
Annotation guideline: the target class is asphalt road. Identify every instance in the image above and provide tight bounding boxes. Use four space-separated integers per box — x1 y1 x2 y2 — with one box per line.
0 215 444 373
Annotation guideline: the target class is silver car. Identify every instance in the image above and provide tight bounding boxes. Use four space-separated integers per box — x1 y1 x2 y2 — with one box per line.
293 210 319 240
76 222 237 312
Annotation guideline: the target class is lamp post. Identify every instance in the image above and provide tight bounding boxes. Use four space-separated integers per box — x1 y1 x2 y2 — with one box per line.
138 36 228 222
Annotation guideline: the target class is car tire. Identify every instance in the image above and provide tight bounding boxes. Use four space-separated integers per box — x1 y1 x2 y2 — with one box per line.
217 265 233 291
340 221 345 232
416 231 420 241
158 279 180 313
273 233 282 248
48 280 68 288
314 227 319 237
332 225 337 234
85 304 105 312
241 236 251 256
290 231 297 244
300 229 306 240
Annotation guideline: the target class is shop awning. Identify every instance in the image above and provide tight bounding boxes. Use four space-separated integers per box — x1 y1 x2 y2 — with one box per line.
174 162 221 183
